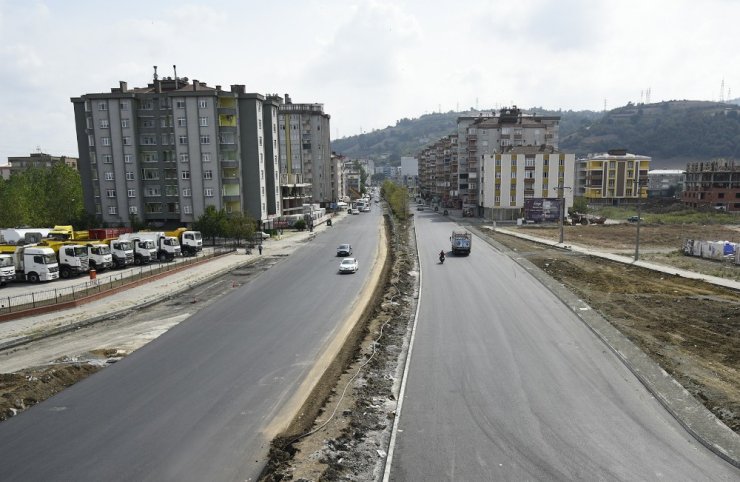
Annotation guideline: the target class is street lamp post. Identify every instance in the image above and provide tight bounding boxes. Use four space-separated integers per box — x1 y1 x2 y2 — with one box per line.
554 183 571 244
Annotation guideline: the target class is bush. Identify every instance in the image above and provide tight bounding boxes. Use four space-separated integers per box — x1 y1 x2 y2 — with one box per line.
294 219 307 231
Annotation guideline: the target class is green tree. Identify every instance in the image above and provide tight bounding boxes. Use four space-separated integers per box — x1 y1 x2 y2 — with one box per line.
193 205 228 245
45 164 84 225
570 197 589 214
225 211 256 246
381 180 408 221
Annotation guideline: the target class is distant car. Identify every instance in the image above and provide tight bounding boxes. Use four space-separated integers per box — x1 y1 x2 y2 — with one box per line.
361 206 371 212
627 216 641 223
339 257 359 273
416 205 424 211
350 208 360 215
256 231 271 239
337 244 352 256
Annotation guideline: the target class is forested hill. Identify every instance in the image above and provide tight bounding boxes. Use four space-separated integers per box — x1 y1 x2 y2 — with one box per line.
332 101 740 169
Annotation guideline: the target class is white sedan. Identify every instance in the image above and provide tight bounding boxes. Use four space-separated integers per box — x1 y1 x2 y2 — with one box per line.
338 257 359 273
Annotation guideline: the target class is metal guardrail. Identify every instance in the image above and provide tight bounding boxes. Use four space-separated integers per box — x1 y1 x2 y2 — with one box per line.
0 246 235 316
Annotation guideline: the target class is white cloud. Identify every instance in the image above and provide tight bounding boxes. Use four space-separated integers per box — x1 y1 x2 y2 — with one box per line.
0 0 739 161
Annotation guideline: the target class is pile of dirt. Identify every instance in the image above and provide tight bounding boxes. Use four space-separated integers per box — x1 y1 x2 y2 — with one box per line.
0 364 101 421
489 231 740 433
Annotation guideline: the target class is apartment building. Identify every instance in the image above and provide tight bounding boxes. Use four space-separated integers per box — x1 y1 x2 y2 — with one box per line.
417 135 457 204
576 149 650 205
480 147 575 221
456 107 560 209
7 152 78 176
276 95 333 206
682 159 739 212
71 71 273 228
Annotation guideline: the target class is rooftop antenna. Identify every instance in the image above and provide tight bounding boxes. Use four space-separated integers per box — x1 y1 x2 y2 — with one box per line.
720 78 725 102
640 90 644 104
173 65 178 89
603 99 607 112
153 65 158 81
646 87 651 104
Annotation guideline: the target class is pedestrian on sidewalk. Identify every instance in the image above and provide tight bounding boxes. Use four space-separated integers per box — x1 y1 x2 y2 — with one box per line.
258 244 263 255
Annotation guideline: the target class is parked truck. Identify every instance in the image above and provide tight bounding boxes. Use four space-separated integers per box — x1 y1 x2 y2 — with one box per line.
165 228 203 256
122 232 180 262
450 230 472 256
117 233 159 265
0 253 16 286
104 238 135 269
38 240 90 278
0 245 60 282
67 241 113 271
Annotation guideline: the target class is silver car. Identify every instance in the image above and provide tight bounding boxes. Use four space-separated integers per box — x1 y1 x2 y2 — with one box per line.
338 257 358 273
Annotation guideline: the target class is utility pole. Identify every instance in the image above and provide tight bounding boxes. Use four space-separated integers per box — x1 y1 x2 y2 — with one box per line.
558 181 564 244
634 177 642 261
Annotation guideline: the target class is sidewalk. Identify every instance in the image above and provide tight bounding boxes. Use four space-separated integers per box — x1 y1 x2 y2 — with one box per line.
0 214 346 350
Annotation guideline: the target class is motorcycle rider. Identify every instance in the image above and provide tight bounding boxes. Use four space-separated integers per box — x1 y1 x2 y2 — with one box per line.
439 249 445 262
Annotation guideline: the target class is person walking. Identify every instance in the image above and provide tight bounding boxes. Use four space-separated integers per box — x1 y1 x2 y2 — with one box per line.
258 244 263 255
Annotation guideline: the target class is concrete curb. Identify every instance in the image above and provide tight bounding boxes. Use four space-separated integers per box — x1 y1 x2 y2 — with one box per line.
467 225 740 469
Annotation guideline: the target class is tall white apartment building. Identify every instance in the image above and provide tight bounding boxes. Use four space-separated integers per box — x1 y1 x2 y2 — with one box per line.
71 70 275 228
481 147 575 221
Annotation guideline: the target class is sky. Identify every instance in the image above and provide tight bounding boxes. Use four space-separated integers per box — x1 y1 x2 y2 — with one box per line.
1 0 738 165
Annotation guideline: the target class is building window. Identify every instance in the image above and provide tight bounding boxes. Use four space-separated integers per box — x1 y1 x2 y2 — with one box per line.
141 119 155 128
181 170 190 180
176 100 185 109
183 205 192 214
127 189 136 198
141 101 153 110
200 135 210 145
104 171 114 181
126 171 135 180
141 135 157 145
100 119 109 129
202 152 211 162
199 116 208 127
108 206 117 214
98 102 107 111
121 119 129 128
199 100 207 108
177 117 186 127
511 171 517 178
203 170 213 180
103 155 112 164
102 137 110 146
141 168 159 180
145 186 161 196
142 152 158 163
106 189 116 198
123 137 131 146
182 188 192 197
124 154 133 163
179 136 188 145
129 206 138 215
179 153 189 163
204 188 214 197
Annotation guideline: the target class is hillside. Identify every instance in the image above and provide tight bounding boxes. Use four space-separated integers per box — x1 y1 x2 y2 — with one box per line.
332 101 740 169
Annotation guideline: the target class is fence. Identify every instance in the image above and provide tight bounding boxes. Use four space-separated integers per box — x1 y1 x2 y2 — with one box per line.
0 246 234 317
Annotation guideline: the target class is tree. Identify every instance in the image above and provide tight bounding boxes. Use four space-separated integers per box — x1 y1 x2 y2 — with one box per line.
193 206 228 245
225 211 256 247
570 196 589 215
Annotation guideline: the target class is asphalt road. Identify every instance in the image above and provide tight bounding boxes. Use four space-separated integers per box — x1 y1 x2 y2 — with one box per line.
388 211 739 480
0 209 383 481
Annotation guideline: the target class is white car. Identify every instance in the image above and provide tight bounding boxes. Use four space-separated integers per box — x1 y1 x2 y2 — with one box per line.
256 231 271 239
338 257 359 273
